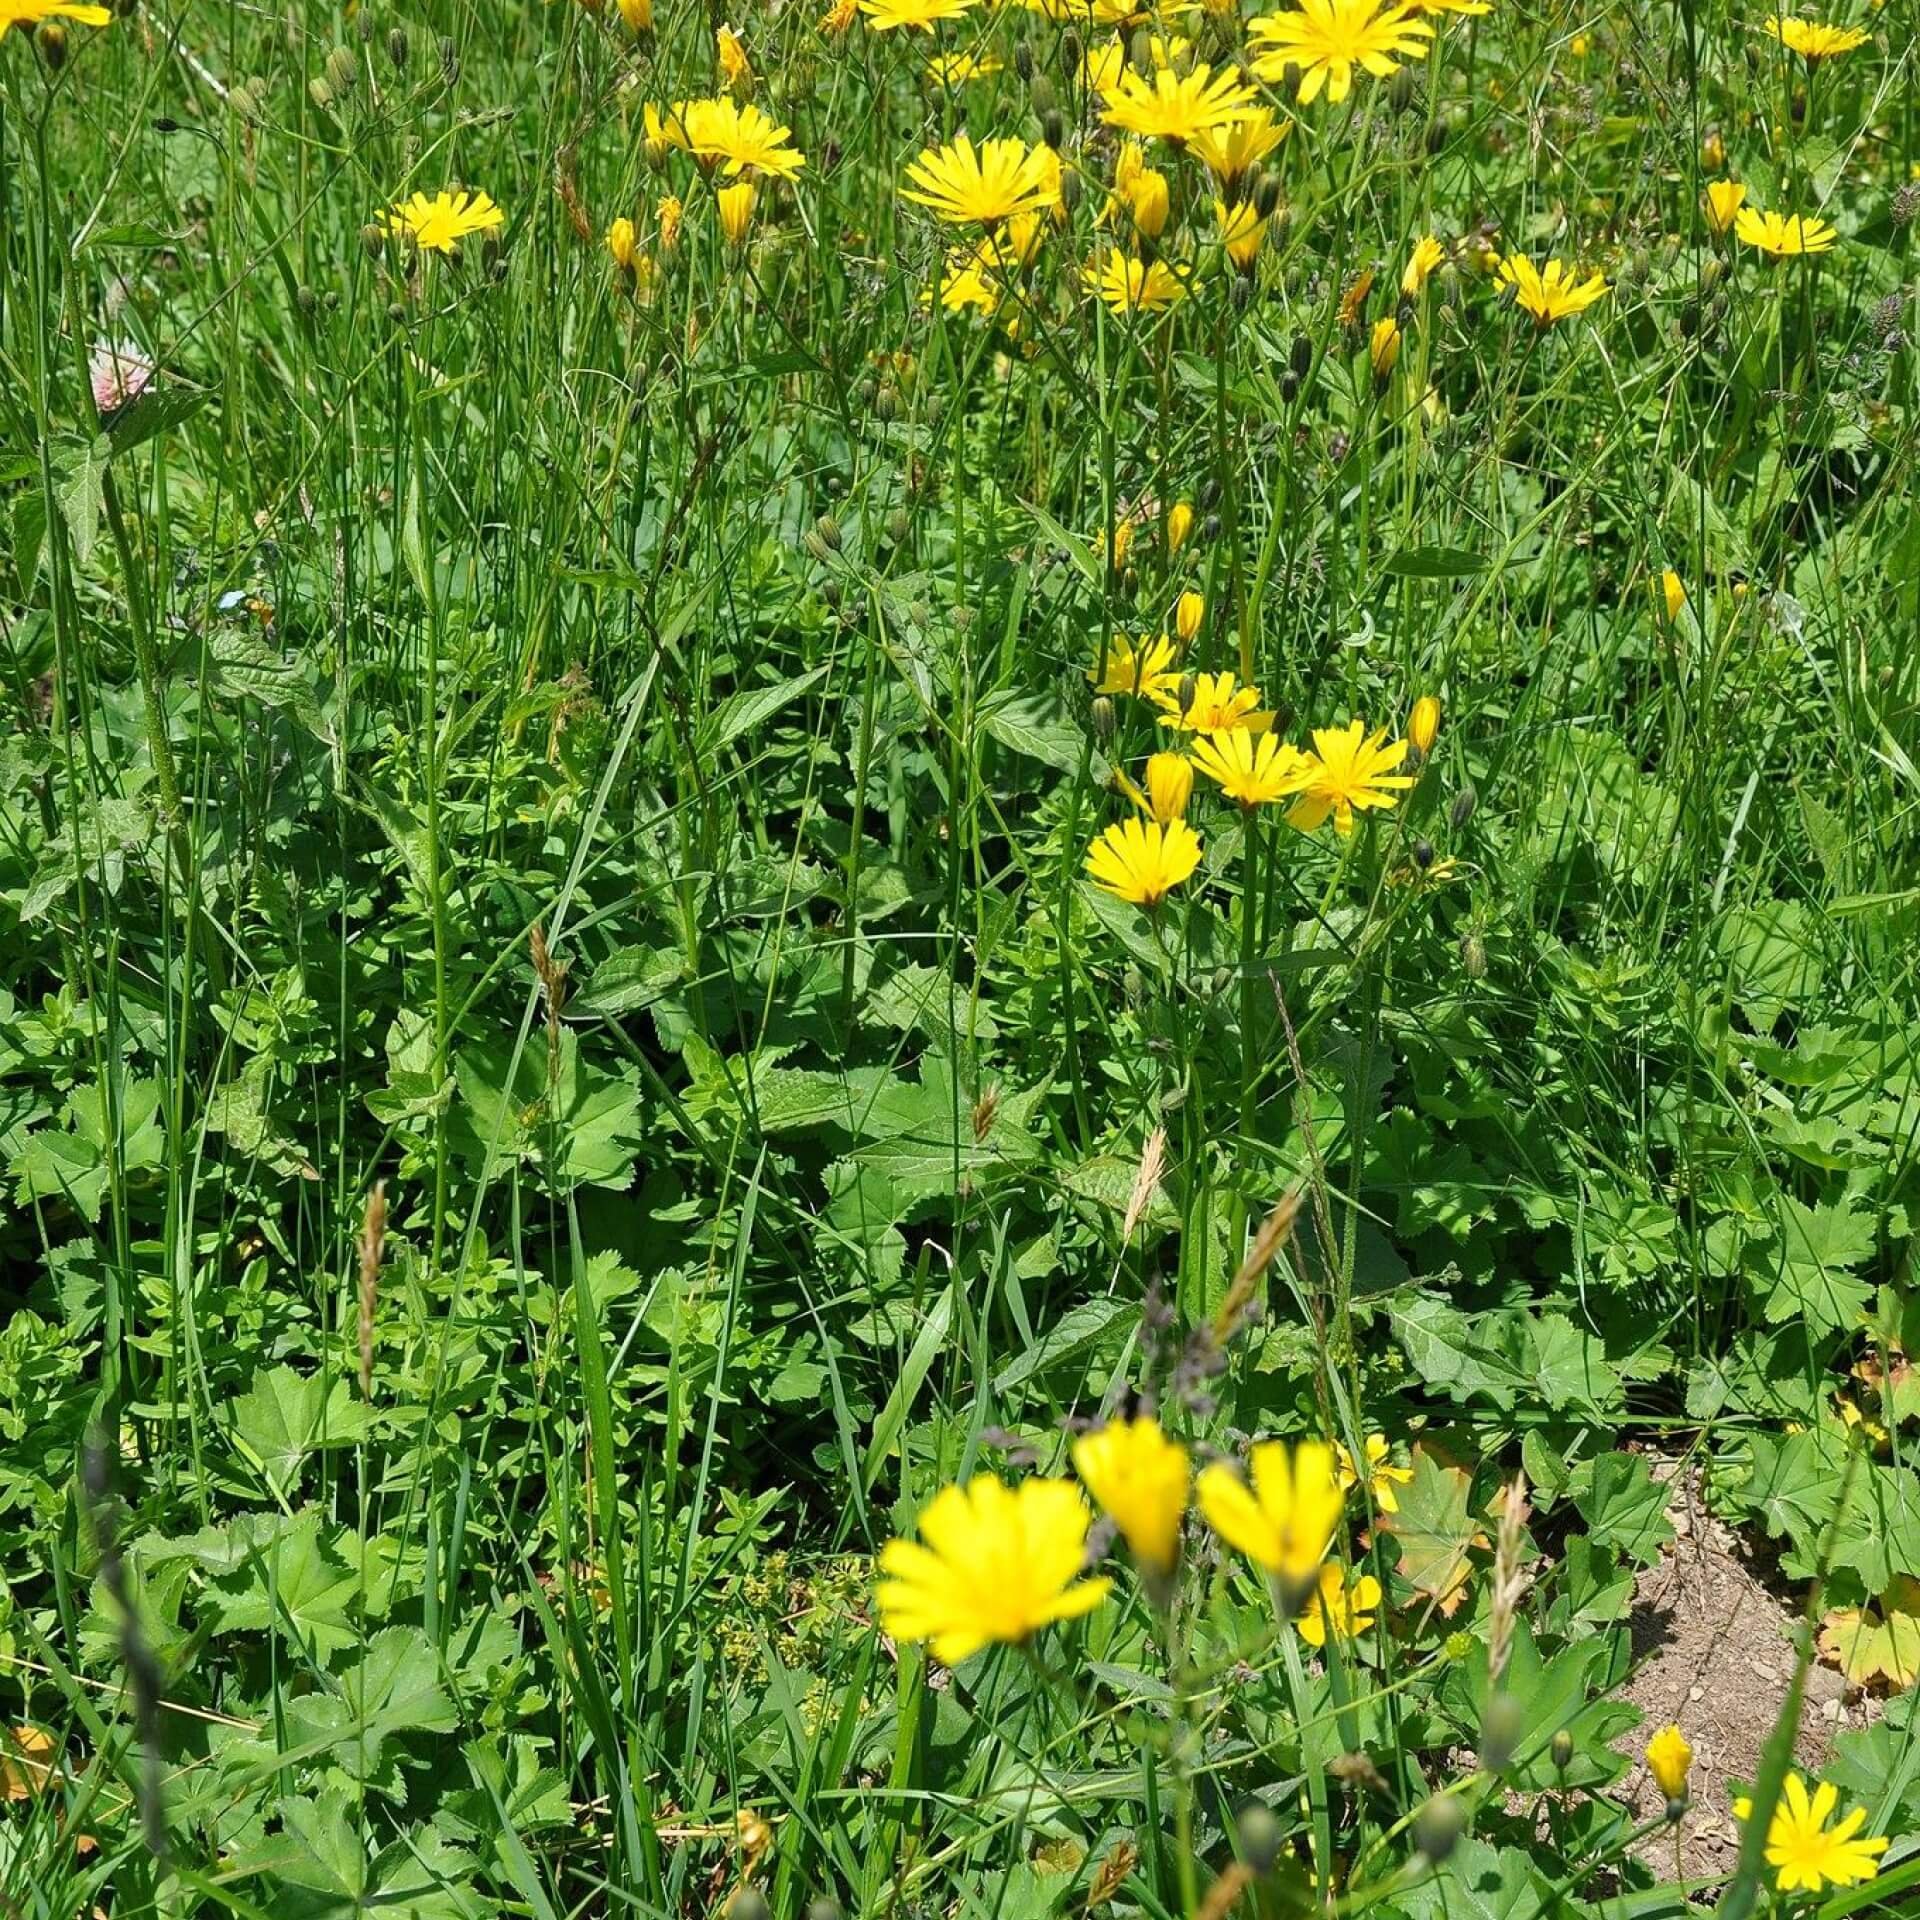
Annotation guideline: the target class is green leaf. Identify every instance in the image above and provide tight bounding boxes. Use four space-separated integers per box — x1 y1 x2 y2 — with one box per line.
1751 1196 1875 1334
701 665 829 754
50 433 110 568
105 381 207 457
980 691 1095 776
1572 1452 1674 1568
202 1511 361 1656
226 1365 377 1496
1388 1295 1524 1409
1382 543 1489 579
1380 1448 1484 1612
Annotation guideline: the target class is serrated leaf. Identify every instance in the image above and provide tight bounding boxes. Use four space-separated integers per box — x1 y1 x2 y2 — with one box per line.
1819 1600 1920 1690
51 433 110 568
226 1365 376 1495
1380 1447 1485 1612
700 665 828 754
1572 1452 1674 1568
203 1511 360 1656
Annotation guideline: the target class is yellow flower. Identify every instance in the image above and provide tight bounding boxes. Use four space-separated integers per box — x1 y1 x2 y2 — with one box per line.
925 49 1002 80
1189 730 1309 808
1166 502 1195 552
819 0 859 31
1286 719 1414 834
717 179 757 248
1403 0 1488 12
1215 198 1268 270
1174 590 1205 643
1073 1415 1191 1574
1494 253 1610 326
1145 752 1195 823
903 135 1059 225
607 216 639 271
1645 1725 1693 1804
1762 15 1870 60
1704 179 1748 234
1100 62 1258 142
677 98 808 179
1092 633 1179 699
1248 0 1433 108
657 194 684 252
0 0 110 37
1731 1775 1889 1893
861 0 977 27
875 1478 1113 1664
1402 232 1446 295
1370 316 1402 380
1121 167 1172 240
1735 206 1838 258
1658 569 1685 621
1085 817 1205 906
382 189 506 255
1407 694 1441 756
1192 107 1290 189
1155 669 1273 734
1336 1433 1414 1512
717 23 752 88
1088 254 1190 314
619 0 653 29
1295 1563 1383 1646
1197 1439 1343 1601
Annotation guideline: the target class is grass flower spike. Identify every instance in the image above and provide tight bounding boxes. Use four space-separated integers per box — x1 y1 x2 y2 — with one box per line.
383 190 506 254
1731 1775 1888 1892
1295 1563 1382 1645
876 1478 1112 1664
903 135 1059 224
1287 720 1414 833
1189 731 1308 808
1762 15 1869 60
1496 254 1609 326
1198 1439 1344 1604
1249 0 1434 107
1085 818 1204 906
1735 206 1838 257
1072 1414 1191 1575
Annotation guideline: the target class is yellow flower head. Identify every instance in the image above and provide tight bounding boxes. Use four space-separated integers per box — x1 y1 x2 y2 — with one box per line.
716 23 752 88
717 179 757 248
1189 730 1310 808
1085 817 1205 906
819 0 860 31
861 0 977 27
1100 62 1258 143
1335 1433 1415 1512
677 97 808 179
1117 166 1172 240
1091 633 1179 700
1407 694 1441 756
1215 197 1268 271
619 0 654 28
657 194 684 252
1645 1725 1693 1803
1145 752 1195 823
1248 0 1434 108
0 0 110 36
1154 669 1273 733
1762 15 1870 60
875 1478 1113 1665
382 189 506 255
1073 1414 1192 1574
1370 315 1403 380
1494 253 1610 327
1705 180 1748 234
1658 569 1686 621
1295 1562 1383 1646
1087 253 1190 314
1166 502 1195 552
1734 206 1838 258
1286 719 1414 833
1175 590 1205 643
1198 1438 1344 1602
903 134 1059 224
1192 107 1290 190
1402 232 1447 295
607 216 639 272
925 49 1003 80
1731 1774 1889 1893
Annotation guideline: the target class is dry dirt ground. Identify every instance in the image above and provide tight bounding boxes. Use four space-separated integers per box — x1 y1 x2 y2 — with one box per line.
1611 1460 1880 1881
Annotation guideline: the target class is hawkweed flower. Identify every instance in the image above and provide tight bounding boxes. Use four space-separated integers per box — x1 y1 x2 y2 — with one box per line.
679 98 807 178
925 49 1001 80
1166 502 1194 552
1295 1563 1382 1645
1658 569 1686 621
1189 730 1309 808
1121 166 1171 240
1100 62 1258 143
1402 232 1446 294
717 180 757 249
1286 719 1414 833
1144 752 1194 823
1494 253 1609 326
1087 253 1189 314
1091 633 1179 700
716 23 751 88
1407 695 1440 759
819 0 859 30
1085 817 1204 906
1731 1775 1888 1892
382 189 505 255
1174 590 1204 643
875 1478 1112 1664
1735 206 1838 258
1369 315 1402 382
1762 15 1870 61
606 216 639 272
1192 108 1289 194
861 0 976 27
0 0 110 40
656 194 684 252
1645 1725 1692 1814
1198 1438 1343 1610
903 134 1058 224
1155 669 1272 733
1336 1433 1414 1511
1215 198 1267 271
1248 0 1433 108
1072 1414 1191 1581
1704 180 1747 234
619 0 652 27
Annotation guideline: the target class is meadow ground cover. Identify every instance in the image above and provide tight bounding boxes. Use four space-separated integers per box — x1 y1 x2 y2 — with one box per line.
2 0 1920 1915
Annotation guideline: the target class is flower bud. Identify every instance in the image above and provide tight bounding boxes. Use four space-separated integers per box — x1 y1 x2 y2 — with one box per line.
309 76 335 110
1253 171 1283 220
1550 1729 1574 1771
807 1902 842 1920
1166 501 1194 552
1059 27 1082 71
296 283 318 315
356 5 377 40
1449 786 1476 831
886 507 912 546
1042 107 1064 151
325 45 359 96
1235 1804 1283 1873
1029 72 1056 116
439 35 460 86
1290 330 1313 377
1176 672 1198 716
1013 39 1034 83
730 1894 772 1920
1388 65 1417 114
1480 1693 1525 1773
1425 118 1447 155
1412 839 1434 870
813 512 843 552
36 21 67 66
1413 1795 1464 1864
1175 590 1204 643
388 27 409 67
1408 693 1440 756
1460 931 1487 978
1145 751 1192 822
1090 695 1117 742
361 221 387 257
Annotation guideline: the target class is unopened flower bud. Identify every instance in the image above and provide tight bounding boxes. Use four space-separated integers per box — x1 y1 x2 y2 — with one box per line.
296 283 318 315
1460 931 1487 978
1013 39 1034 83
308 76 334 110
388 27 409 67
1253 171 1282 220
1893 182 1920 228
886 507 912 546
1412 839 1434 869
36 20 67 66
1449 786 1476 831
807 1902 842 1920
1290 330 1313 377
1235 1804 1283 1873
812 512 843 552
1176 672 1198 715
325 45 359 95
356 5 376 41
1175 590 1204 642
1059 26 1082 71
1388 65 1417 114
730 1894 772 1920
439 35 460 86
1029 72 1056 116
1090 695 1117 741
1413 1795 1464 1864
361 222 387 257
1550 1729 1574 1771
1481 1694 1525 1773
1425 118 1447 155
1041 107 1064 151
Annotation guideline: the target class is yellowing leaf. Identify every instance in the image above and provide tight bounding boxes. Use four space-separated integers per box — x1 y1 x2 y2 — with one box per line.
2 1726 59 1800
1818 1599 1920 1689
1380 1447 1488 1616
